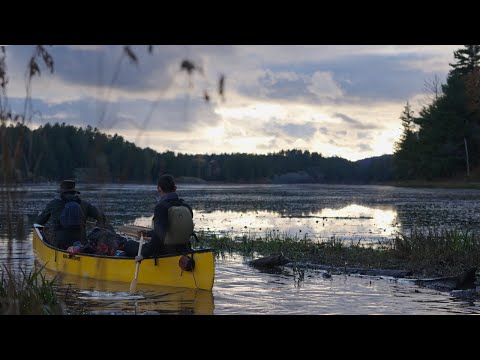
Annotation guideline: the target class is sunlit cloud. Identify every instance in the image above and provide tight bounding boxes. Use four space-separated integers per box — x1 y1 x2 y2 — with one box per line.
1 44 462 161
307 71 344 99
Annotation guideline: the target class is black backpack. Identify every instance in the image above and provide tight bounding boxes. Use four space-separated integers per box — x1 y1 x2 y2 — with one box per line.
60 201 84 229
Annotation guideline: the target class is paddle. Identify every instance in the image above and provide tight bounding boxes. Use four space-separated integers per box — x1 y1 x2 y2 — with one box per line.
129 233 144 293
116 225 152 239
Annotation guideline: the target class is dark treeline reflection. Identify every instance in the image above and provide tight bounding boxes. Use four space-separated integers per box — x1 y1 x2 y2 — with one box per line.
0 213 34 241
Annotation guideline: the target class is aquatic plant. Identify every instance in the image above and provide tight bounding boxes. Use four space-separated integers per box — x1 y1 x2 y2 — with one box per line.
0 265 66 315
196 227 480 277
392 227 480 275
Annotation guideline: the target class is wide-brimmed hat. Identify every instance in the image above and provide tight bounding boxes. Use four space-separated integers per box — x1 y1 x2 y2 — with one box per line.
59 180 80 194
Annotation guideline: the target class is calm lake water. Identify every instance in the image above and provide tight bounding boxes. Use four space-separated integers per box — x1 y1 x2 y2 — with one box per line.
1 183 480 314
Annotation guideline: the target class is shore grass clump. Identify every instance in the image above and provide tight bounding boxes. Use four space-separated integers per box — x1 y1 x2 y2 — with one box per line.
197 230 395 267
197 228 480 277
0 265 66 315
392 227 480 275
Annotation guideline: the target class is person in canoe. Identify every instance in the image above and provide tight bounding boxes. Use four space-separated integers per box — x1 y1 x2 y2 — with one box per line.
123 174 194 261
36 180 107 249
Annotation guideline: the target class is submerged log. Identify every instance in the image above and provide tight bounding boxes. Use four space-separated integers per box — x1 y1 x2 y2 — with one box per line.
450 288 480 299
414 267 477 291
346 268 413 278
248 257 477 293
248 255 290 269
286 262 412 278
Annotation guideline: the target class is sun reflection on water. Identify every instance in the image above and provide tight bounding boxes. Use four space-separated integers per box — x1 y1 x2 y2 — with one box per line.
133 203 399 243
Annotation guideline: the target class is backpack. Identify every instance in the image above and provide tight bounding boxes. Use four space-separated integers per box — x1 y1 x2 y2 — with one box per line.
60 201 84 229
86 227 128 256
161 199 194 246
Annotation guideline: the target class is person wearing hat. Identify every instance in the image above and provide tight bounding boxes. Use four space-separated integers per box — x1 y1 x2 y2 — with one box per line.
36 180 106 249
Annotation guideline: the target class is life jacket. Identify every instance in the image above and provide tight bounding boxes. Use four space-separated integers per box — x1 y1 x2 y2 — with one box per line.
60 200 85 229
161 199 194 246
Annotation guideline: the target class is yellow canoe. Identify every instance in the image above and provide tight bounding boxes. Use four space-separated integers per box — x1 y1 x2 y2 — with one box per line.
32 224 215 291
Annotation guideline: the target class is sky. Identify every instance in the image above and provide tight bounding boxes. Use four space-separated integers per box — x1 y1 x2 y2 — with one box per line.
3 45 461 161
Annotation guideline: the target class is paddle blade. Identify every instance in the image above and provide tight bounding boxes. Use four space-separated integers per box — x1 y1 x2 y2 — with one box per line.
130 235 143 293
129 278 138 293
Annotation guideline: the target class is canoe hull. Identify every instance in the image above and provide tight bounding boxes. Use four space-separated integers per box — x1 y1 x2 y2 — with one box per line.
32 225 215 291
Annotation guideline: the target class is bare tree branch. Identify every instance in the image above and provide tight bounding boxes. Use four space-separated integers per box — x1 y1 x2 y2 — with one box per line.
423 74 442 104
0 46 8 91
218 74 225 102
124 46 138 65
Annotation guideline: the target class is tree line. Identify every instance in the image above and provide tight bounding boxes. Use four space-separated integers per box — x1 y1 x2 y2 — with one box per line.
0 122 394 184
394 45 480 180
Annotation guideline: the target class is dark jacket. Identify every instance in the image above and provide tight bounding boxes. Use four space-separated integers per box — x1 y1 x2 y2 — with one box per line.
36 192 103 249
141 192 193 257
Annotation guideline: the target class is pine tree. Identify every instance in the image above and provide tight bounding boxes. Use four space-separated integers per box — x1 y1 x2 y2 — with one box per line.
394 102 418 179
465 68 480 115
400 102 414 135
450 45 480 76
449 45 480 176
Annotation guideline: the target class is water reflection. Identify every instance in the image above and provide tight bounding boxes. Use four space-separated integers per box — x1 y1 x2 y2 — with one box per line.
133 204 399 243
213 256 480 314
38 266 215 315
2 183 480 314
11 183 480 236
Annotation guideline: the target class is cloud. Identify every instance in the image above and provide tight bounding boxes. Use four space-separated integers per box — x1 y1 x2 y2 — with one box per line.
65 45 104 52
5 45 236 104
400 53 456 73
307 71 344 99
274 122 318 140
0 45 462 161
358 144 373 152
334 113 380 130
237 45 460 65
257 138 279 151
7 95 221 134
356 131 371 139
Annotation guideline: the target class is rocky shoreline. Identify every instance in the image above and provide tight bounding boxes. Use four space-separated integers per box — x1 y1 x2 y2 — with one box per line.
248 254 480 299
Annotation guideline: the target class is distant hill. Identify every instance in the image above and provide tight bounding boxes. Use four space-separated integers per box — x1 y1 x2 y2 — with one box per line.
354 154 393 167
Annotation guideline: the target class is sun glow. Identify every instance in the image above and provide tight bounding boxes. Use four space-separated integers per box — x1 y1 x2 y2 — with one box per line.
215 103 287 121
371 128 403 155
205 126 225 138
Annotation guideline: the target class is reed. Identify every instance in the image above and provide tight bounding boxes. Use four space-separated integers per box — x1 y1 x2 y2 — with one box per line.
0 265 66 315
196 227 480 277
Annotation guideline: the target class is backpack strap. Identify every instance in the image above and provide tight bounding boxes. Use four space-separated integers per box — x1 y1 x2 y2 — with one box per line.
159 198 184 209
191 231 200 244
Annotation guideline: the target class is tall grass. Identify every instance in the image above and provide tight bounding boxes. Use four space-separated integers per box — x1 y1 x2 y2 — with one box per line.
197 230 393 267
197 228 480 277
0 265 66 315
393 228 480 275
